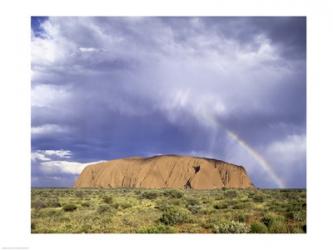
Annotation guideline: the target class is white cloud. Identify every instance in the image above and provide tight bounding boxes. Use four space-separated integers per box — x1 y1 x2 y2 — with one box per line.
40 160 105 175
31 18 78 66
236 34 278 64
265 134 306 186
266 134 306 161
31 151 51 161
31 124 68 136
162 89 226 128
43 149 72 158
31 149 71 161
40 161 85 175
79 47 98 52
32 149 105 175
31 84 71 108
31 36 59 64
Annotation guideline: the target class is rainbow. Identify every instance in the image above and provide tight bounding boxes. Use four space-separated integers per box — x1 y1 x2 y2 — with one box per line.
226 130 285 188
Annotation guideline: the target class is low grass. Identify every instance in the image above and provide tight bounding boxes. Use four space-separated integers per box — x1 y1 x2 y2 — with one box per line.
31 188 306 233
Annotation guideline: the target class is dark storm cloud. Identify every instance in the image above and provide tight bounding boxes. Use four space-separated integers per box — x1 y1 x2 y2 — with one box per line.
31 16 48 37
31 17 306 188
156 16 305 62
217 71 306 145
200 16 306 60
250 17 306 60
32 108 213 162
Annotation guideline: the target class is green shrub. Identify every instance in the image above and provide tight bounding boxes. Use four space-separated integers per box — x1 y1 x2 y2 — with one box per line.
212 221 250 233
186 198 200 206
31 199 47 209
233 213 247 223
97 204 111 213
141 191 159 200
155 201 171 211
75 191 84 198
215 195 224 200
187 204 202 214
78 224 92 233
163 189 184 199
286 211 306 222
111 203 120 209
134 190 142 195
281 190 301 200
285 211 294 220
59 217 70 223
136 224 176 233
250 222 268 233
289 225 304 233
43 208 63 217
118 201 132 209
47 199 61 208
81 202 90 207
197 207 213 215
62 204 77 212
269 203 287 213
160 206 192 225
232 202 247 209
261 213 284 228
269 221 288 233
224 190 238 199
247 192 255 198
253 195 264 203
169 198 183 206
202 198 213 204
103 196 114 204
214 203 228 209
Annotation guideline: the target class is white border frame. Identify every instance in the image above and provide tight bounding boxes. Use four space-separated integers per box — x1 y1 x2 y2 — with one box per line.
1 0 333 249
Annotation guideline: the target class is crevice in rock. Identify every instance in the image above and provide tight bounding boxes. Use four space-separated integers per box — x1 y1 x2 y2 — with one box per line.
184 179 192 189
222 170 230 185
193 165 201 174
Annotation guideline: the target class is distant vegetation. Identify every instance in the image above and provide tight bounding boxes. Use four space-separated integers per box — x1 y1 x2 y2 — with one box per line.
31 188 306 233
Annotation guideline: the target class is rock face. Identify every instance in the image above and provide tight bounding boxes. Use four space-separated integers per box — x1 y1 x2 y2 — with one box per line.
74 155 254 189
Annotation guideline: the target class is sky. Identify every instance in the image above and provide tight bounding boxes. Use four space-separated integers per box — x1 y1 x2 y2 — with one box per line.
31 17 306 188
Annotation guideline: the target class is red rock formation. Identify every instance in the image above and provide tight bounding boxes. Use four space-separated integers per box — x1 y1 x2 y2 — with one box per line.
74 155 254 189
